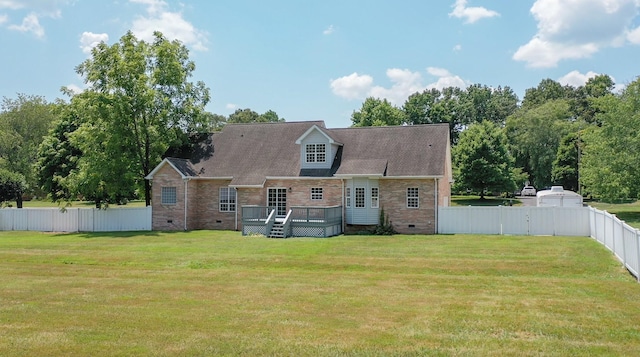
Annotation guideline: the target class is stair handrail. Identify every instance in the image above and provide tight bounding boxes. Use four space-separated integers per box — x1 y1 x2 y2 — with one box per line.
265 209 276 236
281 209 293 238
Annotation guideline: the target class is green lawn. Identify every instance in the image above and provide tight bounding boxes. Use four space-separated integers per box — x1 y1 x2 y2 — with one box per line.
589 200 640 228
452 195 521 206
1 231 639 356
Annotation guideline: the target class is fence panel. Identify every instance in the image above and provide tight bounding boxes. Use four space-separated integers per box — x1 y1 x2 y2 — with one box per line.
439 206 590 236
0 207 151 232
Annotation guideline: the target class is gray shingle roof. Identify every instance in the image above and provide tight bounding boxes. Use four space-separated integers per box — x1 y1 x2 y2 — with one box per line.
159 121 449 184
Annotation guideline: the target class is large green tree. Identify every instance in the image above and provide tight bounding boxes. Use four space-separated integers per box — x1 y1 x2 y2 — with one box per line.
0 94 55 199
0 168 26 207
403 85 518 145
453 121 516 198
506 99 573 189
580 77 640 201
35 100 83 202
70 31 210 207
227 108 284 124
351 97 405 127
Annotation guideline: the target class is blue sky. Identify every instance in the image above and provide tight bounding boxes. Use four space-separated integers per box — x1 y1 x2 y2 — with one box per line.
1 0 640 128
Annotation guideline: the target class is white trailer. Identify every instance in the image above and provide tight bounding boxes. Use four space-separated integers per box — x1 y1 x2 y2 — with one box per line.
536 186 583 207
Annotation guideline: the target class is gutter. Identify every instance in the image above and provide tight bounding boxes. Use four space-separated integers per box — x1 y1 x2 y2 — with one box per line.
184 178 190 231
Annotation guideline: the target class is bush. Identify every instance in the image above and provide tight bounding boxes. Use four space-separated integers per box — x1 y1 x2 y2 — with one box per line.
372 207 396 235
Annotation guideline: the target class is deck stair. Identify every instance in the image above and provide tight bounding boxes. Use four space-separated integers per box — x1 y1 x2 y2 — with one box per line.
268 222 286 238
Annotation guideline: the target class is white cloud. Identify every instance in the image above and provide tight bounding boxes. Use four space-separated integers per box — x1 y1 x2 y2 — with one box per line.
330 72 374 100
1 0 69 38
557 70 600 87
514 0 640 68
369 69 425 105
628 25 640 44
226 103 237 110
80 32 109 54
331 67 469 105
449 0 500 24
8 13 44 38
0 1 23 10
64 83 84 95
130 0 208 51
453 44 462 51
323 25 335 35
426 67 468 90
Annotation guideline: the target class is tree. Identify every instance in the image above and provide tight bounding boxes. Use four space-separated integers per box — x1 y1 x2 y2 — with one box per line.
227 108 260 123
403 85 518 145
259 109 284 122
0 168 26 207
521 78 568 109
351 97 405 127
35 101 83 202
506 99 573 189
453 121 515 198
580 77 640 201
403 87 462 144
202 112 227 132
551 132 581 192
0 94 55 199
71 31 210 207
227 108 284 124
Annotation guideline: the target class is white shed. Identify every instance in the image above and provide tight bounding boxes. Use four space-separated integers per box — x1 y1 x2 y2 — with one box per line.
536 186 583 207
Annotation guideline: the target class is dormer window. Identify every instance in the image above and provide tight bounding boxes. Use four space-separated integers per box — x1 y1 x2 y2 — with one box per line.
305 144 326 163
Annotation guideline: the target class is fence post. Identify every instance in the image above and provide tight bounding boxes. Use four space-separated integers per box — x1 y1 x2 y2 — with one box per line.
637 229 640 283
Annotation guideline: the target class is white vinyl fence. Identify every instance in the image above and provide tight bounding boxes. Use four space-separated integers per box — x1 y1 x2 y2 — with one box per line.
589 207 640 280
439 205 640 281
0 207 151 232
438 206 591 236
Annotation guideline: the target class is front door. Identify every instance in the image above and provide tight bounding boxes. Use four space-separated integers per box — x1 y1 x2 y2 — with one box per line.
268 188 287 216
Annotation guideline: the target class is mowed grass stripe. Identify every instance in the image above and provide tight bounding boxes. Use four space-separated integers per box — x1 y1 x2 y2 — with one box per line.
0 231 638 356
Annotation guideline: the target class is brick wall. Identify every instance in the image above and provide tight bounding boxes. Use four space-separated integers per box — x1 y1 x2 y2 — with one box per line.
192 179 236 230
150 164 185 231
379 179 436 234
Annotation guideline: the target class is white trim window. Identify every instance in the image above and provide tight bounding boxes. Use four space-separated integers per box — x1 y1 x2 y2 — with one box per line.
371 187 379 208
161 187 177 205
355 187 365 208
219 187 236 212
345 187 351 208
407 187 419 208
305 143 326 163
311 187 323 200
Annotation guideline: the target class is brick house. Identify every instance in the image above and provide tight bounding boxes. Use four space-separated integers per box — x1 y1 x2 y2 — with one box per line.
145 121 452 237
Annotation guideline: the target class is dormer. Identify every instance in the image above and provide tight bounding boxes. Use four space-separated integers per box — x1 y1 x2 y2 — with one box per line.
295 125 342 170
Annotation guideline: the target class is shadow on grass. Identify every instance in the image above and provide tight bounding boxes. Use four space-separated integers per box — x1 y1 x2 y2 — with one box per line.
52 231 163 239
453 196 522 206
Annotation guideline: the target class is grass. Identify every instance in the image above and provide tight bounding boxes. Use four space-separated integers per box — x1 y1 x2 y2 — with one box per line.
589 200 640 228
1 231 639 356
452 195 521 206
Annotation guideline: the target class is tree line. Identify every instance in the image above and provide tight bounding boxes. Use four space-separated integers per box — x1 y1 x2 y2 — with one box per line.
348 75 634 201
0 30 638 206
0 31 282 208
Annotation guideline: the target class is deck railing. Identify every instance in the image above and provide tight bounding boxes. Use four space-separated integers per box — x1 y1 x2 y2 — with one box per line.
290 206 342 224
242 205 342 237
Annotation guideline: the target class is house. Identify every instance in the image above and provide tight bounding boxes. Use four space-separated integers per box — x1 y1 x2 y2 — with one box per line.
145 121 452 237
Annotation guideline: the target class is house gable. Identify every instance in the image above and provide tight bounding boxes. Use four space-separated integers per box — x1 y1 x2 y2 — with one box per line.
145 157 195 180
296 125 342 171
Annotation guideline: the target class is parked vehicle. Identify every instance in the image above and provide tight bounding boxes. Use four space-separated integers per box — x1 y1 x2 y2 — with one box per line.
521 185 536 196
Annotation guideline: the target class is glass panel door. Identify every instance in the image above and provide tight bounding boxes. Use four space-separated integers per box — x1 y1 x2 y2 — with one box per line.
268 188 287 216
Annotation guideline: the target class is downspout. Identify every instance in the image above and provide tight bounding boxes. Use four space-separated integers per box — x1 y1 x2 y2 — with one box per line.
434 178 438 234
235 188 238 231
184 178 190 231
341 179 345 233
